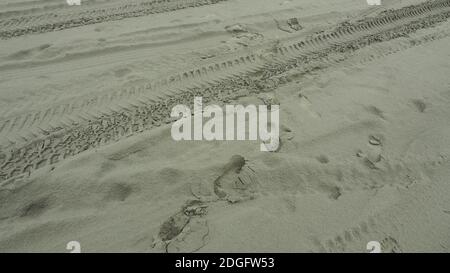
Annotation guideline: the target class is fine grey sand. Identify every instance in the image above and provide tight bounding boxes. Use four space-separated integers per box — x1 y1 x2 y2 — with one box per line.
0 0 449 252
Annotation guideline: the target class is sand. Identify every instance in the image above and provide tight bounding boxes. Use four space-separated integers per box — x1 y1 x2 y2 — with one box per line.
0 0 449 252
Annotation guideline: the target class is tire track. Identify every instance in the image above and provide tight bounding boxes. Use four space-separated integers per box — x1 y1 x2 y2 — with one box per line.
0 0 229 39
0 51 267 144
310 217 403 253
2 0 449 144
0 0 111 19
1 0 450 185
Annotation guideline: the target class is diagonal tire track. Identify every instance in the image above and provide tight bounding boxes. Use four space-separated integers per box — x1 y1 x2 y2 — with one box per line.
1 0 450 185
0 0 230 39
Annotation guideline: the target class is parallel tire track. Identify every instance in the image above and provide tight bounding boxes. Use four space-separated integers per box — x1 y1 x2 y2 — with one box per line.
2 0 448 142
1 0 450 186
0 0 229 39
0 52 265 145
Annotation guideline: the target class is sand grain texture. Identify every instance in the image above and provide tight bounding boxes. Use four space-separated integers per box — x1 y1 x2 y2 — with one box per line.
0 0 449 252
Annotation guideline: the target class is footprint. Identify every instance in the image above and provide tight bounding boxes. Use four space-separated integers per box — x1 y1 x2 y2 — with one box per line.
152 200 209 253
280 125 295 141
157 157 259 251
166 218 209 253
213 155 258 203
316 181 341 200
154 212 190 251
20 196 51 218
365 105 385 119
104 183 133 202
316 155 329 164
287 18 303 31
358 135 384 169
411 99 427 113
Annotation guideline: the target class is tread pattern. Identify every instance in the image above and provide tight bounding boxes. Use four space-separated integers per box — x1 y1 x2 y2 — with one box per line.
0 0 229 39
1 0 450 185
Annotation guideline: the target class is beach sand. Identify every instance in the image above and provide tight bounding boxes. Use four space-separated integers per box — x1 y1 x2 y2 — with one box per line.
0 0 449 252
